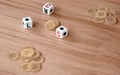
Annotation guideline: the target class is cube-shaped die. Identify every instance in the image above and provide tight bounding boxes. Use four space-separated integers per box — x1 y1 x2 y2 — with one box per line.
22 17 33 29
43 3 54 15
56 26 68 38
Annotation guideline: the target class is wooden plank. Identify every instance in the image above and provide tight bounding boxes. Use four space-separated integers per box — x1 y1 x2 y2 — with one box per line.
0 0 120 75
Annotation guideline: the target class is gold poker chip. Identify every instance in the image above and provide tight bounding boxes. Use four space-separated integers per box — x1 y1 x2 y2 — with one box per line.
95 10 107 18
44 19 60 30
31 50 41 59
21 47 35 58
110 7 120 16
32 56 45 64
20 56 31 62
28 61 41 72
93 17 105 23
21 63 30 72
88 8 97 15
98 6 109 12
8 52 20 61
105 15 117 25
8 46 45 72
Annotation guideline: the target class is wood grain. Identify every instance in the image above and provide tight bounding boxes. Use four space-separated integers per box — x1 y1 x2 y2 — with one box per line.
0 0 120 75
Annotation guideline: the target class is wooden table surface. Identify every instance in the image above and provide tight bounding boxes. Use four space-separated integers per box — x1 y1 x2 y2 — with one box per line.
0 0 120 75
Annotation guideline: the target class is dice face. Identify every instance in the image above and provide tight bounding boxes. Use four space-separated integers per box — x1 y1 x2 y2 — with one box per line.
22 17 33 29
43 3 54 15
56 26 68 38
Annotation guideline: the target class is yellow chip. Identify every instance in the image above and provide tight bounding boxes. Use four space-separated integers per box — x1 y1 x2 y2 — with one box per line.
28 61 41 72
88 8 97 15
110 7 120 16
32 56 45 64
8 52 20 61
93 17 105 23
105 15 117 25
20 56 31 62
96 10 107 18
44 19 60 30
98 6 109 12
31 50 41 59
21 63 30 72
21 47 35 58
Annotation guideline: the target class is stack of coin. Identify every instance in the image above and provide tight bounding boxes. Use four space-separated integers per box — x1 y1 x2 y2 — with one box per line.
44 19 60 30
88 6 120 25
8 46 45 72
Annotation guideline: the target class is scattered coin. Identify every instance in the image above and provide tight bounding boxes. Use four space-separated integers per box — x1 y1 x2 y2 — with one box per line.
21 63 31 72
28 61 41 72
8 52 20 61
31 50 41 59
110 7 120 16
21 47 35 58
32 56 45 64
105 15 117 25
8 46 45 72
44 19 60 30
88 6 119 25
88 8 97 15
20 56 31 63
95 10 107 18
98 6 109 12
93 17 105 23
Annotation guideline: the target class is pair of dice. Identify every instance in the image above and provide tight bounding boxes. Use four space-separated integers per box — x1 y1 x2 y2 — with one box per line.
22 3 68 38
22 3 53 29
22 17 68 38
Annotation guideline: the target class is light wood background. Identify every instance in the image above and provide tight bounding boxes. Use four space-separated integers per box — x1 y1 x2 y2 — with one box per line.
0 0 120 75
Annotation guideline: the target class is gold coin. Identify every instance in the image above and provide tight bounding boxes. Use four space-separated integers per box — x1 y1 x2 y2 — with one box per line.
20 56 31 62
8 52 20 61
21 63 30 72
21 47 35 58
32 56 45 64
105 15 117 25
44 19 60 30
110 7 120 16
93 17 105 23
28 61 41 72
51 19 60 27
96 10 107 18
98 6 109 12
88 8 97 15
31 50 41 59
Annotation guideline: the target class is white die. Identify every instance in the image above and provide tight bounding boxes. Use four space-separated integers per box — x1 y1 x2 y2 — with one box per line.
43 3 54 15
56 26 68 38
22 17 33 29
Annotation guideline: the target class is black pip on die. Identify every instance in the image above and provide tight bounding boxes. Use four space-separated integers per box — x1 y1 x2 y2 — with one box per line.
56 26 68 38
22 17 33 29
43 3 54 15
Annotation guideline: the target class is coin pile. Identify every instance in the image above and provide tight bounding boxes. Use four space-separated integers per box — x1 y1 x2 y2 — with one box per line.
8 47 45 72
88 6 120 25
44 19 60 30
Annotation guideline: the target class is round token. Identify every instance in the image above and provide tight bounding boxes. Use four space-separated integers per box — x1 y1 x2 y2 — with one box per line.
21 47 35 58
20 56 31 62
110 7 120 16
21 63 30 72
51 19 60 28
31 50 41 59
28 61 41 72
93 17 105 23
8 52 20 61
98 6 109 12
88 8 97 15
32 56 45 64
105 15 117 25
44 19 60 30
96 10 107 18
